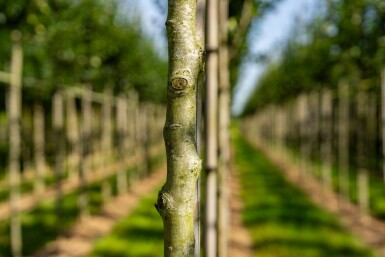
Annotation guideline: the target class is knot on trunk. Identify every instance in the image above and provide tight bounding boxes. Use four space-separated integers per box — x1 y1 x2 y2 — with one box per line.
155 190 174 217
169 70 192 96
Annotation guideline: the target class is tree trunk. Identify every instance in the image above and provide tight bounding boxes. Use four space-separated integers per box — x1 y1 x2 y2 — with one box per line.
205 0 219 256
9 30 23 257
156 1 204 256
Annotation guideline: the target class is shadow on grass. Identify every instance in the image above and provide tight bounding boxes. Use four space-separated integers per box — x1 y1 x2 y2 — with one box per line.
89 192 163 257
0 170 130 257
233 127 374 257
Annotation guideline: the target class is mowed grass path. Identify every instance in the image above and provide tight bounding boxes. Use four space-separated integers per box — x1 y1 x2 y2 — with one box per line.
233 128 375 257
89 190 163 257
87 128 374 257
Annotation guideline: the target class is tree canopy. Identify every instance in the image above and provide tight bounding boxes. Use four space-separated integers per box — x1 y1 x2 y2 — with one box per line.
243 0 385 116
0 0 167 103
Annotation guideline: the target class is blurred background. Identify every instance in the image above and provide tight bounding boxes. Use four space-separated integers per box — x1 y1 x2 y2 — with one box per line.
0 0 385 256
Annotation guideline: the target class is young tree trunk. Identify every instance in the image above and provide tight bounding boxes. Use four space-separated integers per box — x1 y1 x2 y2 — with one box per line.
9 30 23 257
156 1 204 256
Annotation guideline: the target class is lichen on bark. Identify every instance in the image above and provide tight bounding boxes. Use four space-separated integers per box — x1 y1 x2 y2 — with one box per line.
155 1 204 257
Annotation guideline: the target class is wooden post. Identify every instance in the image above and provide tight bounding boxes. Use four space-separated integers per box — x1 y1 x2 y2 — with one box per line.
53 91 65 228
321 89 333 191
338 81 350 199
66 94 80 181
33 103 46 195
127 91 138 182
79 85 92 218
298 94 309 177
116 94 128 194
381 68 385 184
204 0 219 255
101 88 112 202
139 103 149 177
9 30 23 257
311 92 321 176
217 0 230 255
356 90 369 222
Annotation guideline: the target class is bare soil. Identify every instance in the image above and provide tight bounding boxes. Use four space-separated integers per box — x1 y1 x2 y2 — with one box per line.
228 167 254 257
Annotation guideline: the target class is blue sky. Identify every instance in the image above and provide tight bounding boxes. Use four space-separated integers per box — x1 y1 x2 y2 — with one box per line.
232 0 320 114
124 0 321 114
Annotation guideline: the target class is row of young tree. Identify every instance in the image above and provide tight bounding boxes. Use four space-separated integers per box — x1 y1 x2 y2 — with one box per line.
0 2 170 256
241 75 385 223
243 0 385 115
0 0 167 103
0 41 166 257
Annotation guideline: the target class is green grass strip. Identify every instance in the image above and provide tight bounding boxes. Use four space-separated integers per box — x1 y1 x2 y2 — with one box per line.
233 127 374 257
89 189 163 257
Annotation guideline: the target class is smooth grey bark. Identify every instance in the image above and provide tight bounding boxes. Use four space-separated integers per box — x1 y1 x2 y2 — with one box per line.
204 0 219 256
9 30 23 257
156 1 204 256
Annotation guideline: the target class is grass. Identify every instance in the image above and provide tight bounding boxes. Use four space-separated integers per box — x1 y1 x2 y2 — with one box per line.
0 152 165 257
233 127 375 257
284 144 385 221
89 189 163 257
